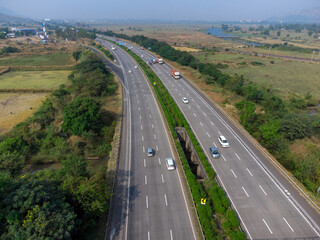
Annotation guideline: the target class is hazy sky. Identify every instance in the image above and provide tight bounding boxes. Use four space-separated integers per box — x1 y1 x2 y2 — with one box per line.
1 0 319 21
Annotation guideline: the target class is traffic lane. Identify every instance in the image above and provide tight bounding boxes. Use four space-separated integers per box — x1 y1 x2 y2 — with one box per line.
106 41 197 239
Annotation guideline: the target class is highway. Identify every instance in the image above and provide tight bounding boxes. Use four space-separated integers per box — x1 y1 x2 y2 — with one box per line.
93 40 197 240
99 36 320 239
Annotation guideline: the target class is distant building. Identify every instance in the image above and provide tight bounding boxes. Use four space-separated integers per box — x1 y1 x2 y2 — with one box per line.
7 33 15 38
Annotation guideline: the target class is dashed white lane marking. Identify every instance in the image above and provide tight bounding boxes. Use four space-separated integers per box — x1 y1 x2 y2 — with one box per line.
161 174 164 183
263 219 273 234
206 132 211 138
164 194 168 206
156 145 159 151
235 153 240 160
210 121 214 126
259 185 267 196
146 196 149 209
200 122 203 127
148 231 150 240
152 124 154 129
179 93 181 96
222 154 226 162
186 93 190 96
213 142 217 148
142 136 144 141
143 146 145 153
242 186 249 197
145 175 147 185
144 159 146 167
175 89 178 91
140 115 141 120
154 134 156 140
170 230 173 240
141 125 143 130
191 98 194 101
188 105 191 109
137 100 139 104
138 107 140 111
231 169 237 178
158 158 161 165
283 217 294 232
147 106 149 110
197 105 200 108
218 131 222 136
149 114 152 119
246 168 253 176
193 113 196 117
203 112 207 116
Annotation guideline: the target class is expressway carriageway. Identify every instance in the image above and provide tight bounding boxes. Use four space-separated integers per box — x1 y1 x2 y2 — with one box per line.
93 40 198 240
100 36 320 240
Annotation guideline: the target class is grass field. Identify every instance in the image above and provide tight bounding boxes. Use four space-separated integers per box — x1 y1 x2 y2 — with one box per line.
0 93 47 134
0 52 74 66
197 52 320 99
0 71 70 90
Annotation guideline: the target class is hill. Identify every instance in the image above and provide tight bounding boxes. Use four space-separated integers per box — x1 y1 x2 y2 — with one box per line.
268 8 320 23
0 12 39 26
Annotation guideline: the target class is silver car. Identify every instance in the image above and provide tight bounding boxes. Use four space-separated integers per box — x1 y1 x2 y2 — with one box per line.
165 158 176 170
147 148 154 157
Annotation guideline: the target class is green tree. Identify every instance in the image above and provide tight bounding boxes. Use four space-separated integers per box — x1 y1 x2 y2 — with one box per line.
62 97 101 136
72 51 82 62
61 155 89 178
235 100 257 133
259 119 283 150
280 113 312 141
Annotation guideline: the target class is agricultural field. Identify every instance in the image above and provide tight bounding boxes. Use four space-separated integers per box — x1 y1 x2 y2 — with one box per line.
0 52 75 66
196 52 320 99
0 93 46 134
0 71 70 90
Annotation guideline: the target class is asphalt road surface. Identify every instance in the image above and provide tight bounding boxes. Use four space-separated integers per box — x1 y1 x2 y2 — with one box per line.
93 40 197 240
99 36 320 240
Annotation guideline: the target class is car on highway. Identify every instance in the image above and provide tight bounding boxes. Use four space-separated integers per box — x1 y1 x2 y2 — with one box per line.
165 158 176 170
209 147 220 158
218 136 229 148
182 97 189 104
128 70 132 73
147 148 154 157
141 54 144 58
134 66 138 69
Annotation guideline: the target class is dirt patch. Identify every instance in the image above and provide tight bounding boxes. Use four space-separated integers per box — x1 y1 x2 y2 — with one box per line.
0 93 47 134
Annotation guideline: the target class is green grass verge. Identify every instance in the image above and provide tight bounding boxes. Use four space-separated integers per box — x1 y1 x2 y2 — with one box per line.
107 38 246 240
0 71 70 89
0 53 74 66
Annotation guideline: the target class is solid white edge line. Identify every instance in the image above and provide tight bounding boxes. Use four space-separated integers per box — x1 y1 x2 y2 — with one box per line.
263 218 273 234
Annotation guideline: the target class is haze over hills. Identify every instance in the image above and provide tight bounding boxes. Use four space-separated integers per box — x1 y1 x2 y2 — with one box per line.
268 8 320 23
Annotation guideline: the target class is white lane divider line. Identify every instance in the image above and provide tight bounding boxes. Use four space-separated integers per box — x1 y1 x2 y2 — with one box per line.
137 100 139 104
246 168 253 176
149 114 152 119
259 185 267 196
193 113 196 117
143 146 145 153
146 196 149 209
203 112 207 116
138 107 140 111
158 158 161 165
170 230 173 240
283 217 294 232
200 122 203 127
231 169 237 178
187 93 190 96
188 105 191 109
206 132 211 138
213 142 217 148
152 124 154 129
235 153 240 160
147 106 149 110
148 231 150 240
218 131 222 136
164 194 168 206
141 125 143 130
210 121 214 126
191 98 194 101
161 174 164 183
156 145 159 151
242 186 249 197
145 175 147 185
197 105 200 108
154 134 156 140
263 219 273 234
222 154 226 162
142 136 144 141
140 115 141 120
144 159 146 168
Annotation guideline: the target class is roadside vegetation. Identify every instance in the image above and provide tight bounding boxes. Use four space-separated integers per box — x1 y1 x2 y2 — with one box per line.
101 31 320 205
0 50 118 239
111 39 245 240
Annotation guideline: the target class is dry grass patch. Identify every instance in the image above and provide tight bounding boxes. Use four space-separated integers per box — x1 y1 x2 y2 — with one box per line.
172 46 201 52
0 93 47 134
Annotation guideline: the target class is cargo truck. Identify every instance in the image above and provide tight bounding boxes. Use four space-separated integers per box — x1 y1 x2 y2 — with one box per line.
151 58 157 64
171 69 180 79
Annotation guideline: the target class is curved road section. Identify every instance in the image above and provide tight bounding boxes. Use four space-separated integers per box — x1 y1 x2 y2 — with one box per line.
94 39 197 240
101 36 320 239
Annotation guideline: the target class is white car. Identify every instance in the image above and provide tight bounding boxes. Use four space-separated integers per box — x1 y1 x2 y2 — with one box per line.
182 97 189 104
134 66 138 69
128 70 132 73
147 148 154 157
218 136 229 148
141 54 144 58
165 158 176 171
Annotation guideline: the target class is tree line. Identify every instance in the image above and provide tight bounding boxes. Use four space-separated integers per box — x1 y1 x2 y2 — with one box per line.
0 50 118 239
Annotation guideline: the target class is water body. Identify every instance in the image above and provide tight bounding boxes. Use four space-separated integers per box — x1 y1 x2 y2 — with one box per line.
206 28 263 46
